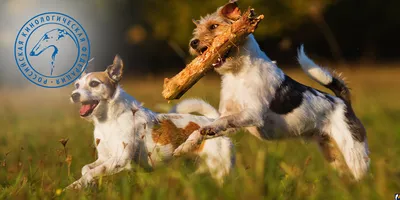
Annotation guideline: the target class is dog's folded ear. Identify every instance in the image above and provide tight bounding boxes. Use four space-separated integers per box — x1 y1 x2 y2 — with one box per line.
219 0 241 21
106 55 124 82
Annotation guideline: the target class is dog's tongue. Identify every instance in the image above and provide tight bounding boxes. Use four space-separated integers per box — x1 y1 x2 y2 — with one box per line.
80 104 96 116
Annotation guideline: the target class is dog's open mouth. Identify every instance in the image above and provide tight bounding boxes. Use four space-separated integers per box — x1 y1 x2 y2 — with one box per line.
212 48 232 68
199 47 208 55
79 100 99 117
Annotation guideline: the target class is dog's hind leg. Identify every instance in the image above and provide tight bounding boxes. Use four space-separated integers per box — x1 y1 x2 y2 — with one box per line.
317 134 350 177
81 158 106 176
323 105 370 180
196 137 235 185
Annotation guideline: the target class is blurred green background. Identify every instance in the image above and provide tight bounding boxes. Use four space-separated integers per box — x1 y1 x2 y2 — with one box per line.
0 0 400 199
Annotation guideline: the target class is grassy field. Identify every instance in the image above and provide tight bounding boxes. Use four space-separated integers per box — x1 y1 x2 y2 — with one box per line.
0 67 400 199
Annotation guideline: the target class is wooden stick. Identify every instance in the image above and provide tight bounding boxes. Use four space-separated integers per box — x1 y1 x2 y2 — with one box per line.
162 8 264 100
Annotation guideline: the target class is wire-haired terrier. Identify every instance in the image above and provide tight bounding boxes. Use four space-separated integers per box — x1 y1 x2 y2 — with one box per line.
188 0 369 180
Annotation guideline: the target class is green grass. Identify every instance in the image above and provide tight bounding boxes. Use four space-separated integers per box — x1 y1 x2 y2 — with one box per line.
0 68 400 199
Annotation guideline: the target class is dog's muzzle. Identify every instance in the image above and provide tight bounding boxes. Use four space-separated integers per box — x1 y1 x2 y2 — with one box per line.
190 39 209 55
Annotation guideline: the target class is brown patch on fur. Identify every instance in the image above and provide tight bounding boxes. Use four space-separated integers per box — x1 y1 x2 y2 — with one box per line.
184 122 201 134
152 120 201 149
85 72 118 98
317 135 351 177
86 72 115 87
219 2 241 20
95 138 101 146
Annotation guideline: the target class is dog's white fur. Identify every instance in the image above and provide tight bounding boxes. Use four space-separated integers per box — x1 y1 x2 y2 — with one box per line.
66 57 234 189
187 2 370 180
297 45 333 85
170 98 220 119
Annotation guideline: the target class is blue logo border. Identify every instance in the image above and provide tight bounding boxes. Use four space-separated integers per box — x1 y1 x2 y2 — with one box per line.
14 12 91 88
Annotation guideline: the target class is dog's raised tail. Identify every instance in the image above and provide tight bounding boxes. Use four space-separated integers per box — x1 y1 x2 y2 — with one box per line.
170 99 220 119
297 45 351 104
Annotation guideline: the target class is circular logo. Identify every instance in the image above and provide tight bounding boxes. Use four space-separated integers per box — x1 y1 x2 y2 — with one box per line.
14 12 90 88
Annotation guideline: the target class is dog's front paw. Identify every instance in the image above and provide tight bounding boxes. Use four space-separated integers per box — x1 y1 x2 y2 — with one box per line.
173 142 194 157
200 125 225 136
65 180 84 191
64 174 94 191
81 165 91 176
173 130 203 156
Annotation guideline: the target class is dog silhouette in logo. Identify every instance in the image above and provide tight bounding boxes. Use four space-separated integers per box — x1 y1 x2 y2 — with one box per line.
30 28 78 75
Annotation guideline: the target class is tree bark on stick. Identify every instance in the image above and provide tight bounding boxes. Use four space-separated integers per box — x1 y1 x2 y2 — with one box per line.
162 8 264 100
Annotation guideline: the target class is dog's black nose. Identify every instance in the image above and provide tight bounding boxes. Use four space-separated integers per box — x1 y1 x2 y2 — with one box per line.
71 93 80 102
190 39 200 49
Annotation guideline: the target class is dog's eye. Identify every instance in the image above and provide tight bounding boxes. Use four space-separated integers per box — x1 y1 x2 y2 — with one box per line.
209 24 219 30
75 83 79 89
89 81 100 87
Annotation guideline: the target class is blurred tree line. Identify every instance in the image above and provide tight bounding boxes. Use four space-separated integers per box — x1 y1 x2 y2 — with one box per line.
92 0 400 73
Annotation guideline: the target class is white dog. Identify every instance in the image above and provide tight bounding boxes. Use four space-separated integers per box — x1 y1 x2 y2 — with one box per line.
66 55 234 189
186 1 370 180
